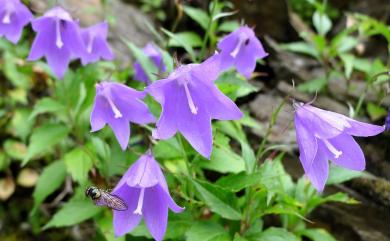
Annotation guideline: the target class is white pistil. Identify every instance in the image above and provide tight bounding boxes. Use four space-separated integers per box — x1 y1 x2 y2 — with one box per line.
106 96 122 119
2 10 12 24
183 82 198 114
230 36 247 58
55 19 64 49
133 188 145 215
323 139 342 159
87 33 94 53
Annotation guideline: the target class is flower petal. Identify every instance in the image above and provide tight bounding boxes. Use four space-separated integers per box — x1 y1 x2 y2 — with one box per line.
344 119 385 137
90 95 108 132
143 186 169 241
112 186 142 237
28 19 54 61
326 134 365 171
294 115 318 172
107 117 130 150
126 153 159 188
235 47 256 79
305 141 329 192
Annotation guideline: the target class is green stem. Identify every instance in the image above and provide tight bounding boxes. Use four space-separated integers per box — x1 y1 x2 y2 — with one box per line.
199 0 218 61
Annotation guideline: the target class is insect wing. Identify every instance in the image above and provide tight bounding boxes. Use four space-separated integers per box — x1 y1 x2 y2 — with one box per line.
99 192 128 211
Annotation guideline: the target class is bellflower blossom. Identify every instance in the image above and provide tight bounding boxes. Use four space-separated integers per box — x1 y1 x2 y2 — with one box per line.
28 6 86 79
112 151 184 240
90 82 155 150
80 21 114 65
217 26 268 79
294 102 385 191
134 43 166 84
146 55 243 158
0 0 33 43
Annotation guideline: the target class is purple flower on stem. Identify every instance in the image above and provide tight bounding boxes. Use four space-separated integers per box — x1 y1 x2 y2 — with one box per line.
90 81 155 150
112 151 184 240
80 21 114 65
134 42 166 84
0 0 33 43
294 103 385 191
217 26 268 79
27 6 86 79
146 55 243 158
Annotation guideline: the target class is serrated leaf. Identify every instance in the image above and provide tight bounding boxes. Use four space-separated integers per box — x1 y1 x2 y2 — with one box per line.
29 97 66 120
191 179 242 220
43 199 102 229
23 123 69 166
32 160 66 211
64 148 93 184
183 6 210 30
186 221 230 241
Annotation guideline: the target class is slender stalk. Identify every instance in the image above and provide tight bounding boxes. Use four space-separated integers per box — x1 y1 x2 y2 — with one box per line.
199 0 218 61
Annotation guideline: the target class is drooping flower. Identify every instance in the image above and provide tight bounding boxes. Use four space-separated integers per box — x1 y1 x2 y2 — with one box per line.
80 21 114 65
386 108 390 131
90 81 155 150
294 102 385 191
0 0 33 43
217 26 268 79
134 42 166 84
146 55 243 158
112 151 184 240
27 6 86 79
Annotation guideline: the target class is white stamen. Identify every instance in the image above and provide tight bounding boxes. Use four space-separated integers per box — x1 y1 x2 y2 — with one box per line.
230 35 247 58
323 139 342 159
106 97 122 119
2 11 11 24
183 82 198 114
87 33 94 53
133 188 145 215
55 19 64 49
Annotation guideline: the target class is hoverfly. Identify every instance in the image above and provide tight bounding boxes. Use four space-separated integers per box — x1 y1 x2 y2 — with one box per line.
85 186 128 211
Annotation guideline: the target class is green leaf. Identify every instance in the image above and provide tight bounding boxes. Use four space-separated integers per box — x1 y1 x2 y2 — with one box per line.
299 229 337 241
216 71 259 100
216 172 263 192
218 20 240 32
186 221 230 241
43 199 102 229
4 139 27 161
153 137 182 159
280 42 319 59
313 11 332 36
162 29 198 61
29 97 66 120
212 10 238 21
183 6 210 30
326 165 365 185
250 227 299 241
64 148 93 184
191 179 242 220
23 123 69 166
9 108 34 141
340 53 355 79
366 102 388 121
167 31 203 48
297 78 327 93
200 133 245 173
32 160 66 211
125 41 158 82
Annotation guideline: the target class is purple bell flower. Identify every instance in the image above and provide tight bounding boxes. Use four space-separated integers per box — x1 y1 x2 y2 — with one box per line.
146 55 243 158
112 151 184 240
134 42 166 84
0 0 33 43
27 6 86 79
90 81 155 150
217 26 268 79
294 102 385 191
80 21 114 65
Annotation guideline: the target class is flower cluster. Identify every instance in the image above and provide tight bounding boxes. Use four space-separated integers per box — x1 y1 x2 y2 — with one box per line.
0 2 114 79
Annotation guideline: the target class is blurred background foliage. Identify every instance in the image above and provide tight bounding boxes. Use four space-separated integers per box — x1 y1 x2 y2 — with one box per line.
0 0 389 241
